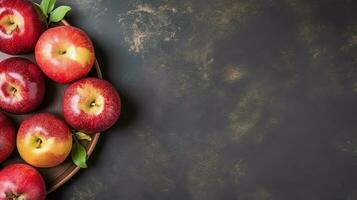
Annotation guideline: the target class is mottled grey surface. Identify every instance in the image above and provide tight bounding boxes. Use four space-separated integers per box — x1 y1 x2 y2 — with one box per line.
47 0 357 199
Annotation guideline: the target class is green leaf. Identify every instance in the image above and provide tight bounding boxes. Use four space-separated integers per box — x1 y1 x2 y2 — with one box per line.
49 5 71 23
75 132 92 141
40 0 56 14
71 139 87 168
47 0 56 13
40 0 50 16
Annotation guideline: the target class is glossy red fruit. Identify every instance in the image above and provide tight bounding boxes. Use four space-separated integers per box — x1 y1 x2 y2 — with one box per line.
63 78 121 133
35 26 95 84
0 112 15 163
0 163 46 200
0 57 45 114
0 0 46 55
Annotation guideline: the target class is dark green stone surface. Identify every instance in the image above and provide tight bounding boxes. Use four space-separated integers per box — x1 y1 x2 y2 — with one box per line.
48 0 357 199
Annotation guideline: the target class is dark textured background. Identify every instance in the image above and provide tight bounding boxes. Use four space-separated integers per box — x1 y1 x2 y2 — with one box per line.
47 0 357 199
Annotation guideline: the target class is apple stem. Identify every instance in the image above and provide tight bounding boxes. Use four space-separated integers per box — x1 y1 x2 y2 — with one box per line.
5 192 23 200
36 138 42 149
11 87 17 95
58 50 67 55
90 101 96 107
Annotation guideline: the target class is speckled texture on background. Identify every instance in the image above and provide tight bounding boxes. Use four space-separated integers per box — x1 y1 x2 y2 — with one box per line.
48 0 357 199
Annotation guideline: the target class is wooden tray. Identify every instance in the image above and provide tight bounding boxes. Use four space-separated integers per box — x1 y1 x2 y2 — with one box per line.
0 20 101 193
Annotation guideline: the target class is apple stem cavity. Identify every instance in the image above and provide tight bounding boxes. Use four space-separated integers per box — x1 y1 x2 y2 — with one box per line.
5 23 18 35
37 0 71 25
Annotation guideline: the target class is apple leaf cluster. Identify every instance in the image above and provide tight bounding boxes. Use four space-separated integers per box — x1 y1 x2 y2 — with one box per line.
72 132 92 168
35 0 71 24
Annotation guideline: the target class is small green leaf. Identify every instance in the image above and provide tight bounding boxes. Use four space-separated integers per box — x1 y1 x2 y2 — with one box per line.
49 5 71 23
40 0 50 16
75 132 92 141
47 0 56 14
39 6 47 17
71 139 87 168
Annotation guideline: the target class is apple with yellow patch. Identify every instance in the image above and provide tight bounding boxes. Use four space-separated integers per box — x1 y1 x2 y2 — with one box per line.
17 113 72 168
63 78 121 133
35 26 95 84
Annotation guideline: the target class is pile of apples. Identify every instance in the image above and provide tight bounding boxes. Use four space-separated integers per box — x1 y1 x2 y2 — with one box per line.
0 0 121 199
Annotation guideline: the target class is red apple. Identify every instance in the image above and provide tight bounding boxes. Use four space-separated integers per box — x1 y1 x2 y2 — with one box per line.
63 78 121 133
35 26 95 84
0 0 46 55
0 57 45 114
0 112 15 163
17 113 72 168
0 163 46 200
